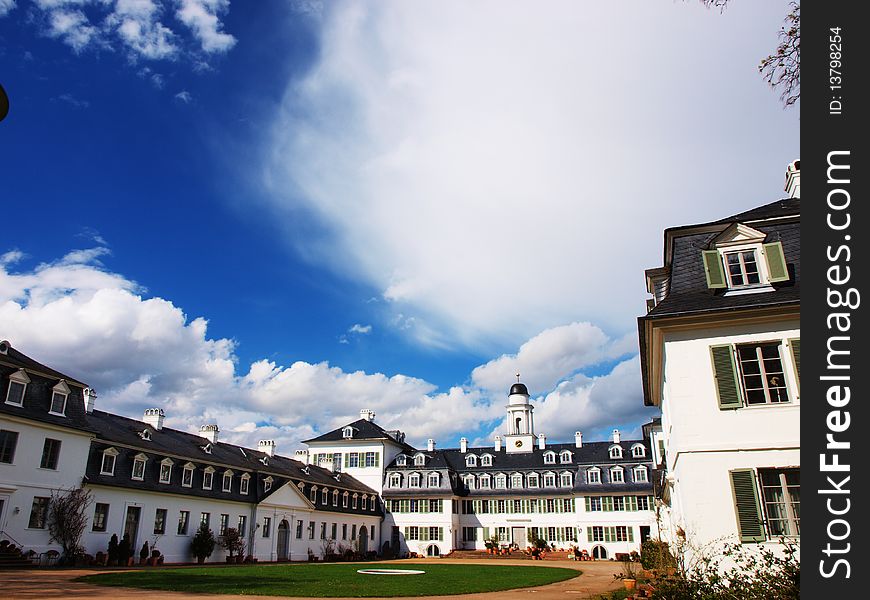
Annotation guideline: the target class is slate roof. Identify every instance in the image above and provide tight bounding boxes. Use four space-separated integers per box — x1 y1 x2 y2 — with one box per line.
304 418 417 453
1 345 94 434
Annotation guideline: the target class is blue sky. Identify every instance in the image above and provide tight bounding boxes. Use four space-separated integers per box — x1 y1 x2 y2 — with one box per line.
0 1 799 452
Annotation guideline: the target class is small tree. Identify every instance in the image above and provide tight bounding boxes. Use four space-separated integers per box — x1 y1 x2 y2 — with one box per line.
217 527 245 559
321 537 337 560
118 534 132 566
191 523 216 563
47 487 93 565
107 534 120 566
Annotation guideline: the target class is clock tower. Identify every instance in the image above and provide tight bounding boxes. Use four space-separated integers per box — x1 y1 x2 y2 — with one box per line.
503 375 536 453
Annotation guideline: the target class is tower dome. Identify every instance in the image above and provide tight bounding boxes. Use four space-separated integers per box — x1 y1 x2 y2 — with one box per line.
509 382 529 396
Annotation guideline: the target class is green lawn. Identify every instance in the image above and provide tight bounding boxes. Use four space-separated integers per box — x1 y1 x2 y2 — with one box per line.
77 563 580 597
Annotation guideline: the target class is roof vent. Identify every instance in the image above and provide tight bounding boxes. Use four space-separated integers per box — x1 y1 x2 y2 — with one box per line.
143 408 165 431
0 340 9 354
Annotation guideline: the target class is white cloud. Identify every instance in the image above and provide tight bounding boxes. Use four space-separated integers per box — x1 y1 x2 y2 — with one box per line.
264 0 799 351
0 246 657 451
106 0 178 60
348 323 371 334
175 0 236 54
174 89 192 103
0 0 16 18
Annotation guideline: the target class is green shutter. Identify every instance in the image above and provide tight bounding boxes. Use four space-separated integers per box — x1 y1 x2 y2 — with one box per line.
763 242 789 282
483 527 490 540
729 469 766 543
628 527 634 542
710 345 743 409
587 528 593 542
702 250 727 289
789 338 801 392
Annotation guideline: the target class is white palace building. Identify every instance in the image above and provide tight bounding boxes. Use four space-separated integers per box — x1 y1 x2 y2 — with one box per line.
1 341 657 563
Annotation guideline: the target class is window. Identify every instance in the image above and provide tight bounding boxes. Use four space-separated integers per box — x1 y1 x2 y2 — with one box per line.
428 472 440 487
587 497 602 511
240 474 250 495
702 238 788 290
365 452 379 467
466 454 477 467
159 458 173 484
28 497 49 529
219 514 229 536
609 445 622 459
610 467 624 483
479 474 491 489
40 438 61 470
310 486 318 502
133 454 147 481
238 515 247 536
342 524 347 540
409 473 421 487
737 343 790 405
631 444 646 458
222 470 234 492
178 511 190 535
4 369 29 406
481 454 492 466
352 493 358 509
560 451 572 464
49 391 67 415
296 520 303 539
587 468 601 484
633 466 648 483
462 527 478 542
342 491 349 507
333 489 339 506
543 451 555 465
203 467 214 490
395 455 407 466
0 429 19 464
511 473 523 488
332 453 342 472
414 454 425 466
320 522 326 539
154 508 167 534
331 523 337 539
347 452 360 468
351 524 357 540
495 474 507 489
543 472 556 487
637 495 652 511
321 488 329 505
463 474 475 490
92 503 109 532
527 473 539 488
264 476 273 493
308 521 315 539
361 495 368 510
756 468 800 538
100 448 118 475
263 517 271 538
389 473 402 487
560 471 573 487
724 250 761 287
342 426 354 439
200 512 210 528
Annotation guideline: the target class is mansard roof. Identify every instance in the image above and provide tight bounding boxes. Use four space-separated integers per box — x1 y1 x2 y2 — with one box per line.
303 418 414 451
0 343 89 388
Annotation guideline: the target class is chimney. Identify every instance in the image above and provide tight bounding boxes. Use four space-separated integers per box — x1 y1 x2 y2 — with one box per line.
295 449 309 465
427 438 435 452
199 424 219 444
258 440 276 457
83 388 97 414
494 436 502 452
460 438 468 453
612 429 621 444
360 409 376 422
538 434 546 450
784 159 800 199
143 408 165 431
575 431 583 448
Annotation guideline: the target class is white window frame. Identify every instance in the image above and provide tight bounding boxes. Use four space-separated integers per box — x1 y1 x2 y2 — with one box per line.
182 463 195 488
633 466 648 483
132 453 147 481
352 493 358 509
49 380 70 416
395 454 407 466
100 447 118 475
222 470 234 492
560 471 573 487
240 473 250 495
543 451 555 465
631 444 646 458
409 473 421 488
159 458 174 484
464 474 476 490
263 476 273 493
333 489 339 506
342 426 354 439
610 466 625 483
736 342 791 405
4 369 30 406
203 466 215 490
479 473 491 488
389 473 402 487
723 248 762 288
466 454 477 467
609 445 623 459
427 472 440 487
495 474 507 489
481 454 493 466
343 491 349 507
587 468 601 484
759 467 800 538
511 473 523 489
414 454 426 466
543 472 556 487
560 451 572 464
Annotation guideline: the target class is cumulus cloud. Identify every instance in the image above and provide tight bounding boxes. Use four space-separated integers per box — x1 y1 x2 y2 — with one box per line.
23 0 236 63
0 0 16 18
1 247 657 451
264 0 799 351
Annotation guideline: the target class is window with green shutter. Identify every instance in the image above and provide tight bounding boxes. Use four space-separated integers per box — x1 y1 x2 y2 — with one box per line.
710 345 743 409
729 469 766 543
702 250 727 289
763 241 789 282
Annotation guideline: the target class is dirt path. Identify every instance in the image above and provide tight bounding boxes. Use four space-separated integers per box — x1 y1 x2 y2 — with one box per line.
0 559 623 600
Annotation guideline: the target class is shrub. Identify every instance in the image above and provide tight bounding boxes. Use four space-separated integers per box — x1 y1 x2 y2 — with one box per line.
217 527 245 558
191 524 216 562
107 534 119 566
47 487 93 565
641 539 677 571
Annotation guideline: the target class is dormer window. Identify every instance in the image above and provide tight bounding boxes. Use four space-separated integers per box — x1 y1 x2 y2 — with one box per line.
634 466 648 483
543 451 555 464
263 476 273 493
560 471 573 487
333 489 339 506
609 445 623 459
511 473 523 488
495 473 507 489
587 467 601 484
702 224 789 292
631 444 646 458
409 473 421 487
560 450 572 464
464 474 476 489
297 481 305 493
182 463 195 487
222 470 234 492
139 429 152 441
342 426 354 439
428 472 440 487
5 369 30 406
479 473 491 488
395 454 407 466
100 447 118 475
159 458 174 484
203 466 215 490
343 491 349 507
465 454 477 467
389 473 402 487
240 473 251 495
527 473 539 488
414 454 426 466
352 493 358 509
310 486 318 502
361 495 368 510
543 472 556 487
610 466 625 483
322 488 329 505
132 453 148 481
49 380 70 416
481 454 492 466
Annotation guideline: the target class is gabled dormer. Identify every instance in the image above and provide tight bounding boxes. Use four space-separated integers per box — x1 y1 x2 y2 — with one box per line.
4 369 30 406
342 426 356 439
703 223 789 293
395 454 407 466
49 380 71 416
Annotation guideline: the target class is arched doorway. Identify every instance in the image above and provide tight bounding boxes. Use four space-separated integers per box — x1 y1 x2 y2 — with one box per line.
426 544 440 557
277 520 290 561
592 545 607 559
359 524 369 555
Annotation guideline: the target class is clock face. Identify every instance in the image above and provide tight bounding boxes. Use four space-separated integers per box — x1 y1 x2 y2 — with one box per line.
515 440 523 447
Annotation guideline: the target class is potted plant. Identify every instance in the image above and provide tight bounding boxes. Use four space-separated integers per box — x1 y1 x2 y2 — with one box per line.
118 535 133 566
615 556 638 591
107 534 119 566
139 541 149 565
191 524 216 564
217 527 244 563
149 549 161 566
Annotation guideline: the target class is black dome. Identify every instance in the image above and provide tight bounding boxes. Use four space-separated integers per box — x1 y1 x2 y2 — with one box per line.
510 383 529 395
